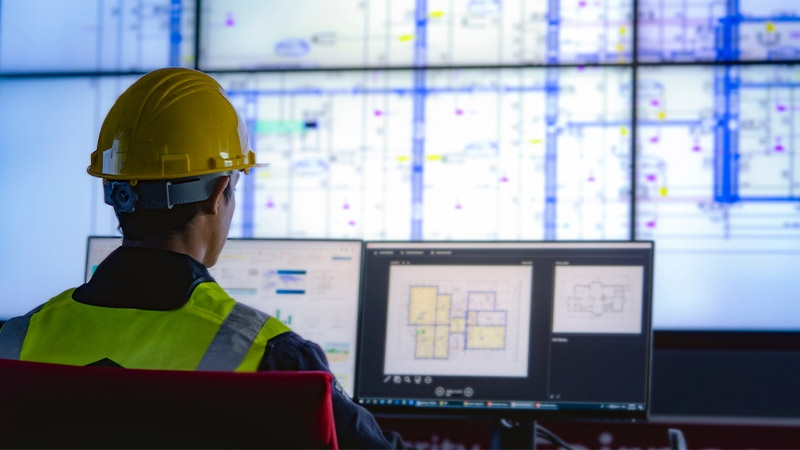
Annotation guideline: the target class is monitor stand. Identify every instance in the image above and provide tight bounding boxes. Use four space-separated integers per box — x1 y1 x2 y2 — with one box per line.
491 419 536 449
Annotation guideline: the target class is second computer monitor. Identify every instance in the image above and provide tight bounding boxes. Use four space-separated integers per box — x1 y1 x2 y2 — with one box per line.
207 239 363 394
86 237 363 395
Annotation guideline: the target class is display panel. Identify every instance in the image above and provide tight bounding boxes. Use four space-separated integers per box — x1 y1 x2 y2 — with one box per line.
356 241 654 418
0 0 196 73
638 0 800 62
636 64 800 329
85 237 122 281
85 237 363 394
199 0 632 69
3 1 800 335
0 76 132 321
215 66 632 242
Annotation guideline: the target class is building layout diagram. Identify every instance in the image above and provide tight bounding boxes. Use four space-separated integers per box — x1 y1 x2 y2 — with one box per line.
409 287 508 359
383 265 532 377
552 265 644 334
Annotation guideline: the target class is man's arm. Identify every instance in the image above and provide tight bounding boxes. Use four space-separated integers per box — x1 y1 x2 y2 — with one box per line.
258 331 407 449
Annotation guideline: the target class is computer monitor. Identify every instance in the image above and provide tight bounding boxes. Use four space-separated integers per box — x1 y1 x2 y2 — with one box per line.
85 237 364 395
85 237 122 281
355 241 654 419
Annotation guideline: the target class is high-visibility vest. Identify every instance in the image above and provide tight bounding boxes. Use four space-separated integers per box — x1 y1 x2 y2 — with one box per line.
0 281 291 371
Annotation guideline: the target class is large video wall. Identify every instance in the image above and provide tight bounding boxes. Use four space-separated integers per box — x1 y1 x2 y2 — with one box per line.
1 0 799 330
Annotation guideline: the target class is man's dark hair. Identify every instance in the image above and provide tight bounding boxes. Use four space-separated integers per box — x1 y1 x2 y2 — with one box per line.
117 177 233 241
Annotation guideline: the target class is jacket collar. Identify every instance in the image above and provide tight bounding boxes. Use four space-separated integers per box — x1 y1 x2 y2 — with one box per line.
73 246 215 310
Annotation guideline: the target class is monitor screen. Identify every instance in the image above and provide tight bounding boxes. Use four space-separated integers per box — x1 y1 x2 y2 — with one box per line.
212 66 632 242
637 0 800 62
85 237 364 395
355 241 654 418
4 1 799 336
636 64 800 330
199 0 632 70
85 237 123 282
0 0 196 73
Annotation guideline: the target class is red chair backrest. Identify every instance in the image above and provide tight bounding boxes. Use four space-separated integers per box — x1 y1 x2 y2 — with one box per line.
0 358 338 449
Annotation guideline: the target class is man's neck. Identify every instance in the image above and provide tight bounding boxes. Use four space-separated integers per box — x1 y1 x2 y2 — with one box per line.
122 230 209 267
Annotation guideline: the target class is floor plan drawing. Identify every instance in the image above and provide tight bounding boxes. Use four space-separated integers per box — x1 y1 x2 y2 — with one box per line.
383 264 532 377
552 265 644 334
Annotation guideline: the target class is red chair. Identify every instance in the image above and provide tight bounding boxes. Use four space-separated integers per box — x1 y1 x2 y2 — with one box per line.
0 358 338 449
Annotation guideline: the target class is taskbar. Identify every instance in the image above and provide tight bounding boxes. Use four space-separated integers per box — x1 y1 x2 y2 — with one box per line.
358 398 646 412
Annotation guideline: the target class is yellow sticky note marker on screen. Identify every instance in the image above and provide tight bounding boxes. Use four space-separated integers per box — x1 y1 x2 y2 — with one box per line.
658 111 666 120
430 11 444 18
767 22 775 33
397 155 410 162
659 187 668 197
426 154 442 161
529 139 543 144
621 127 628 136
616 43 624 52
399 35 414 42
620 27 627 36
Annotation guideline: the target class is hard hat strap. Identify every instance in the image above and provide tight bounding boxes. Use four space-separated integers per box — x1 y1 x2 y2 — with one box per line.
104 172 232 214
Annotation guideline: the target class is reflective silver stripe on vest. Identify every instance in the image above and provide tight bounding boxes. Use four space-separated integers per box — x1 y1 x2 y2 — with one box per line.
0 304 45 360
196 302 270 371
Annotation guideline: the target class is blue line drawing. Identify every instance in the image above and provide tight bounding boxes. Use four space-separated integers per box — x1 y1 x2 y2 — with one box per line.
639 0 800 62
467 0 502 15
293 158 330 176
275 38 311 58
463 140 499 157
242 92 258 238
169 0 182 66
407 286 507 360
410 0 428 240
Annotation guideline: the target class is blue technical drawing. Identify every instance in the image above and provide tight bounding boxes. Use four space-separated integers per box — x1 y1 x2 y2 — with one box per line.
200 1 631 68
463 141 499 157
274 38 311 58
223 67 627 241
169 0 183 67
639 0 800 62
293 158 331 176
715 67 800 204
0 0 192 72
468 0 502 14
411 0 428 240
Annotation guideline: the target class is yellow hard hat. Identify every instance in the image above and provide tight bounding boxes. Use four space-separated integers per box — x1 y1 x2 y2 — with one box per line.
88 68 265 213
89 67 262 181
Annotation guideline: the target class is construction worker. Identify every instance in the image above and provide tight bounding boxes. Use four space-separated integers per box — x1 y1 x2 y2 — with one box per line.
0 68 404 449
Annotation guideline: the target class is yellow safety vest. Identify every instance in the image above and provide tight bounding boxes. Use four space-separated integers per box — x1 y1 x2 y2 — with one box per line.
0 281 290 371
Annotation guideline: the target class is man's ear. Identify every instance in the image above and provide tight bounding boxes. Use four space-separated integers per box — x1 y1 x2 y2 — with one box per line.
206 176 230 215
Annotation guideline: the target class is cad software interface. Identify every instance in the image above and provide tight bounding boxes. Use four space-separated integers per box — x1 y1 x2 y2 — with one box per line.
86 237 363 395
356 241 653 416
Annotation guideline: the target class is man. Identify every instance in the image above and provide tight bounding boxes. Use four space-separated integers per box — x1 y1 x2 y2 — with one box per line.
0 68 405 449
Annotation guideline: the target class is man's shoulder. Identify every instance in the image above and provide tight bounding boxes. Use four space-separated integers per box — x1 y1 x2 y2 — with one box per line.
259 330 330 372
267 330 326 357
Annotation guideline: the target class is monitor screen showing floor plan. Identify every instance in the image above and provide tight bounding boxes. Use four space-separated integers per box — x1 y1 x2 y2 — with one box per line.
356 241 654 419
